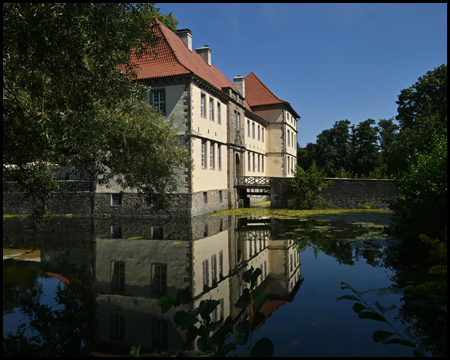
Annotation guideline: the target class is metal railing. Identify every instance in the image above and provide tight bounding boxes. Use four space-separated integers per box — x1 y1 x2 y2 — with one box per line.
235 176 271 187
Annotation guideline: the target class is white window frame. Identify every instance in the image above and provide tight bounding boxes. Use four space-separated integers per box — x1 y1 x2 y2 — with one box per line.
201 140 206 168
210 142 214 169
201 93 206 118
209 97 214 121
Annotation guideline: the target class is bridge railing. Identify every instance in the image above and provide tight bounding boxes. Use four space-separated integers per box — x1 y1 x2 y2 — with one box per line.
235 176 271 187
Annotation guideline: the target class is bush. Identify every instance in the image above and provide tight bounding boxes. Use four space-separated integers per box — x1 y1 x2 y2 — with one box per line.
388 135 447 246
289 161 332 209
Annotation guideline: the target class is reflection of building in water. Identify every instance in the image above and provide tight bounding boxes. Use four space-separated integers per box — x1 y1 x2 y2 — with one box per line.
93 215 303 355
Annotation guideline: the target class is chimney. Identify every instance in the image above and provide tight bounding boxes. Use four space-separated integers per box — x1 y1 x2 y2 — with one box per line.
233 75 245 98
176 29 192 51
196 45 211 66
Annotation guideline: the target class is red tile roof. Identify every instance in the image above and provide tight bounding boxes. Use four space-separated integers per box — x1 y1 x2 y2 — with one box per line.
131 19 238 95
244 72 287 107
245 72 300 119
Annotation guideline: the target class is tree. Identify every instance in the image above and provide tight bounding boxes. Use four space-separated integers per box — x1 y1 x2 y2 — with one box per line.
377 118 399 176
289 161 332 209
3 3 188 215
297 142 317 170
315 120 352 176
390 64 447 173
388 135 447 249
350 119 381 177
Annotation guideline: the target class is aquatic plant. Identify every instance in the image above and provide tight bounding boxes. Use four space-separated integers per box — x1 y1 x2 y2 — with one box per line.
157 266 273 357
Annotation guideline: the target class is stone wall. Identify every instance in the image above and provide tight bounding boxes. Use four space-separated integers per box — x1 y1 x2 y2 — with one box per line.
4 181 231 217
271 177 398 209
3 181 92 215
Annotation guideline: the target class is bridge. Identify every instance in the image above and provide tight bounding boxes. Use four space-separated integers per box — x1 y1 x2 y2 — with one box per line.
235 176 271 207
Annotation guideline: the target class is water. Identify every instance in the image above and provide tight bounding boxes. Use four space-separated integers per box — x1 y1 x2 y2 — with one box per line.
2 209 444 357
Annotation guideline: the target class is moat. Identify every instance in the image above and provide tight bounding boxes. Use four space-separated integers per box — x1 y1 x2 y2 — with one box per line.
3 205 444 356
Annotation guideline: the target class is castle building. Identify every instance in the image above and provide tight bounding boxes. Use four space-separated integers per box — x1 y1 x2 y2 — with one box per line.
95 19 300 216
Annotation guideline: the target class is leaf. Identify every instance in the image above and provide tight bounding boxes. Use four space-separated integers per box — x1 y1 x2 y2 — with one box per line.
235 288 251 309
336 294 361 302
158 296 174 314
176 286 191 305
251 311 266 331
249 337 274 357
352 303 369 314
372 330 396 343
196 336 208 353
198 299 220 322
358 310 387 322
382 337 416 347
374 301 396 314
253 290 268 312
173 310 198 329
243 267 254 283
250 267 262 288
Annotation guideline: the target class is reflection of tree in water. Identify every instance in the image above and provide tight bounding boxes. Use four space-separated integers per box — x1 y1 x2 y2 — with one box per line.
387 246 447 357
285 219 392 266
3 270 94 357
3 260 44 315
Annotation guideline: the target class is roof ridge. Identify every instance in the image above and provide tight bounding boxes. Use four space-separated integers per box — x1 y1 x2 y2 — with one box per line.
247 72 286 103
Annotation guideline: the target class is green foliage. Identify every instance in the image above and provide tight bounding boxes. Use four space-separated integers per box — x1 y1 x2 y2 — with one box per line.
388 134 447 246
315 120 353 176
334 167 354 178
390 64 447 174
157 267 273 357
338 282 427 356
350 119 382 176
3 3 188 215
289 161 332 209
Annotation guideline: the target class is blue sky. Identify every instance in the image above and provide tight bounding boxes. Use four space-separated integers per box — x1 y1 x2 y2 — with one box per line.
156 3 447 147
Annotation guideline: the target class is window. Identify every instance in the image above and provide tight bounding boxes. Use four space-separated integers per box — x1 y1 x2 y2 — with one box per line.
248 152 251 171
252 153 255 172
252 122 255 139
217 144 221 170
203 192 208 204
111 193 122 206
202 259 209 286
219 190 223 203
210 142 214 169
152 264 167 297
152 318 168 348
219 250 223 277
247 120 250 137
111 261 125 292
258 154 260 172
209 98 214 120
217 102 221 124
211 255 217 282
201 94 206 117
258 125 260 141
110 314 125 341
234 111 237 129
204 224 208 237
262 156 264 173
237 112 240 129
111 226 122 238
151 90 166 115
151 226 164 240
287 129 290 147
262 128 264 143
288 157 290 174
201 140 206 168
